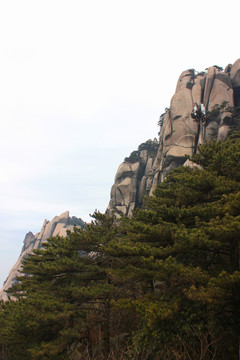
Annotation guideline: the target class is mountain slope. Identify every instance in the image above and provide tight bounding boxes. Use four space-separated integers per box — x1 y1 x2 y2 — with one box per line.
0 211 84 301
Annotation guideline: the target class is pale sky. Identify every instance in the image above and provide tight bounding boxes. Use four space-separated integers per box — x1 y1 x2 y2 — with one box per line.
0 0 239 287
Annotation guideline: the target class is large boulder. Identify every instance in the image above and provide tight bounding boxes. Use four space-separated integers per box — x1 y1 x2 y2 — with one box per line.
107 140 158 216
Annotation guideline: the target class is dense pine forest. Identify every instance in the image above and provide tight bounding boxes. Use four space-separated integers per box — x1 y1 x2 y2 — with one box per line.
0 131 240 359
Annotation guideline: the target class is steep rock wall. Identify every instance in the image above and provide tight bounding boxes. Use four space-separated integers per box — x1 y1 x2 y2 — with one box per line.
2 58 240 298
0 211 84 301
108 59 240 216
107 139 159 216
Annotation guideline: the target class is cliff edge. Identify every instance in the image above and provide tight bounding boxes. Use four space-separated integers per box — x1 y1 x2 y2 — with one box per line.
108 59 240 216
0 211 84 301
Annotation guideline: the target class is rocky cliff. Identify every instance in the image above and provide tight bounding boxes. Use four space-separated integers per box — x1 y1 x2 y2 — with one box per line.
108 58 240 216
0 211 84 301
1 58 240 299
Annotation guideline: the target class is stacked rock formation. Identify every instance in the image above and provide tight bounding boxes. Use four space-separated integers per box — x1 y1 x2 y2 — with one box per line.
108 59 240 216
107 139 159 216
1 58 240 298
0 211 84 301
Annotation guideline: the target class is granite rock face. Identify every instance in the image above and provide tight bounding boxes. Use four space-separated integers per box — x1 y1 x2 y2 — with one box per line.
107 139 159 216
230 58 240 106
2 59 240 298
0 211 84 301
108 59 240 216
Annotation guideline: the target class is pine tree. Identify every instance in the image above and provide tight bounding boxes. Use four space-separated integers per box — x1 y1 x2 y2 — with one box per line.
0 213 123 359
105 134 240 359
1 135 240 360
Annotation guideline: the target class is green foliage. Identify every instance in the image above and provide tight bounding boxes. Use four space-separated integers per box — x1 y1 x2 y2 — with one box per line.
124 150 139 163
197 71 206 77
213 65 223 71
0 213 129 359
186 81 194 89
124 140 158 163
205 65 223 72
1 136 240 359
157 108 169 130
191 132 240 180
108 135 240 359
229 106 240 134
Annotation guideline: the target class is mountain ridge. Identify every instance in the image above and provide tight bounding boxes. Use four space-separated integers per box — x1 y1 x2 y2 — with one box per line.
1 58 240 300
0 211 84 301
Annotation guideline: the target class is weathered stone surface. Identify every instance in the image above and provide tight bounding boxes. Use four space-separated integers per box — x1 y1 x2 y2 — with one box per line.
230 58 240 88
58 225 74 237
224 64 232 73
59 210 70 223
3 59 240 300
118 177 136 205
192 75 204 105
128 202 135 217
37 219 48 242
108 59 240 216
203 66 216 108
107 140 159 216
208 72 232 110
230 58 240 106
145 157 153 175
21 232 35 253
52 221 74 238
115 205 127 216
207 71 233 141
183 159 202 170
217 124 230 141
41 220 57 243
0 212 84 301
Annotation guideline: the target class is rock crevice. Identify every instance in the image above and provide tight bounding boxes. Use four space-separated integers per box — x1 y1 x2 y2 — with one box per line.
108 59 240 216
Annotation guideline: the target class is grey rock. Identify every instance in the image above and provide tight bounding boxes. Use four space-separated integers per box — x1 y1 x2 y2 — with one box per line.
203 66 216 108
230 58 240 106
230 58 240 88
21 232 35 253
59 210 70 223
108 59 240 216
107 139 159 216
0 212 84 301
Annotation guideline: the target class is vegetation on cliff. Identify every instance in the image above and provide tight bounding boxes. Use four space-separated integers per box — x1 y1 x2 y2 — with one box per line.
0 134 240 360
124 140 159 163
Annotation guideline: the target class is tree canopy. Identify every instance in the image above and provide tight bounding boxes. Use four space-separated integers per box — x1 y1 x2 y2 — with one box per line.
0 134 240 360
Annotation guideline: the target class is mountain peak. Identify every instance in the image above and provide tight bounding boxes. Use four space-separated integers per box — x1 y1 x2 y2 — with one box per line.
107 58 240 217
0 212 84 301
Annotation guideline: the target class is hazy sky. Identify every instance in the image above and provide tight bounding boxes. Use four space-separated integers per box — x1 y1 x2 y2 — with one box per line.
0 0 239 287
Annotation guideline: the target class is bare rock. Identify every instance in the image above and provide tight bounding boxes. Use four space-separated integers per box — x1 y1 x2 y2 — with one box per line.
230 58 240 106
59 210 70 223
107 140 158 216
21 232 35 253
208 72 233 112
183 159 202 170
0 212 84 301
203 67 216 108
230 58 240 88
192 75 204 105
108 58 240 216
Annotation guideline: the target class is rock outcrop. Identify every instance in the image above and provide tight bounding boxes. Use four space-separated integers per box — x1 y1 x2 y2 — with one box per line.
2 58 240 298
0 211 84 301
108 59 240 216
107 139 159 216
